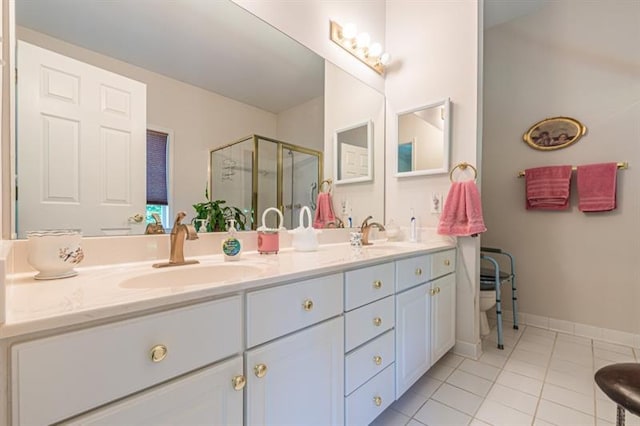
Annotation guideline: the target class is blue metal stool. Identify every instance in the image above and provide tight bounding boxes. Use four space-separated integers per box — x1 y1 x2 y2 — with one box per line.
480 247 518 350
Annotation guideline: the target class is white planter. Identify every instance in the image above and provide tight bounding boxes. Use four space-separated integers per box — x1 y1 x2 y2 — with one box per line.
27 230 84 279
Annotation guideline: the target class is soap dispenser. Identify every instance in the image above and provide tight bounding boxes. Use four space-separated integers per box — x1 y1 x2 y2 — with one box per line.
221 219 242 261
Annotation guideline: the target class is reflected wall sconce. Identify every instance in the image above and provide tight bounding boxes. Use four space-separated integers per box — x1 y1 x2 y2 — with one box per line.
329 20 390 75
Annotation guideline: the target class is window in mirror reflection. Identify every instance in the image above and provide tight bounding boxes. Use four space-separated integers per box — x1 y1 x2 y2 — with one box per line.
396 98 450 177
334 120 373 184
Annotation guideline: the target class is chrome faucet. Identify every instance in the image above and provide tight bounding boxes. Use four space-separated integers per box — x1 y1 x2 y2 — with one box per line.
153 211 199 268
360 216 386 245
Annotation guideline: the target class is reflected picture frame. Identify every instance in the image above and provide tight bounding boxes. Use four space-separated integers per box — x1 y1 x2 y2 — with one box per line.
523 116 587 151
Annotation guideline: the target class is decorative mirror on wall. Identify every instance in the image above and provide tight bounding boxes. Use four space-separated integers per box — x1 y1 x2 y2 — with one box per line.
334 120 373 184
395 98 451 177
523 116 587 151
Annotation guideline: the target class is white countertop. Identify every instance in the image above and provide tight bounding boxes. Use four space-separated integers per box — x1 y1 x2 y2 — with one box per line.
2 240 455 339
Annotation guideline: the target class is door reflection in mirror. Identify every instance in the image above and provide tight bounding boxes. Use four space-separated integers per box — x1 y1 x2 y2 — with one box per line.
396 98 451 177
334 120 372 184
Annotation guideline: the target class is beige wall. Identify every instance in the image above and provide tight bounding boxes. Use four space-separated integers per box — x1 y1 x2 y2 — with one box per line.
276 95 324 152
385 1 481 356
482 1 640 333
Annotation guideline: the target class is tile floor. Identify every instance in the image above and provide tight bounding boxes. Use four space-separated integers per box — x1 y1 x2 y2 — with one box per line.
371 322 640 426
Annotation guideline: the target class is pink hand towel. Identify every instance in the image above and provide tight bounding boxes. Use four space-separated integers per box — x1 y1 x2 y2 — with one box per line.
577 162 618 212
437 180 487 237
313 192 336 228
525 165 572 210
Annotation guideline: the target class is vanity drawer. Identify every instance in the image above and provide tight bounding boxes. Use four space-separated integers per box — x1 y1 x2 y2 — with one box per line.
345 262 394 311
12 296 242 426
345 295 394 352
432 249 456 280
345 329 395 395
396 254 431 292
345 363 395 426
246 273 343 348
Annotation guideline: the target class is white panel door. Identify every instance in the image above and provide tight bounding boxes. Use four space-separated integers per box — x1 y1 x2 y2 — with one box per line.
431 274 456 364
340 143 368 178
64 356 244 426
245 317 344 426
17 41 146 237
395 282 431 397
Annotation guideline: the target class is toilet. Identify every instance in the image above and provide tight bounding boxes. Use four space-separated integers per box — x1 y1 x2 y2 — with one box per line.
479 285 497 336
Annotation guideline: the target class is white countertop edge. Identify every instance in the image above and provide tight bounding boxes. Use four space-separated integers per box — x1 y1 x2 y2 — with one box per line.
1 240 455 339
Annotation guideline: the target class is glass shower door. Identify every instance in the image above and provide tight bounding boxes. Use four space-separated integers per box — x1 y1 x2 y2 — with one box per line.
282 146 320 229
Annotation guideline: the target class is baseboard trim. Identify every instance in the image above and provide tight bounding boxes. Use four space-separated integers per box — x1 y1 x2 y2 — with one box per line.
453 339 482 360
488 309 640 348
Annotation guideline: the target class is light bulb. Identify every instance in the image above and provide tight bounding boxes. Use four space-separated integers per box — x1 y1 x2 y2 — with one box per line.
356 32 370 49
342 22 357 40
379 52 391 65
369 42 383 58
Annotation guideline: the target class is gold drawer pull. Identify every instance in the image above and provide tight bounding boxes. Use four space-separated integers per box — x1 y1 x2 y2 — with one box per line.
415 268 423 276
373 317 382 327
373 355 383 366
150 344 168 363
374 396 383 407
232 375 246 391
437 287 441 294
444 259 451 266
429 288 436 296
254 363 268 378
373 280 383 289
302 299 314 311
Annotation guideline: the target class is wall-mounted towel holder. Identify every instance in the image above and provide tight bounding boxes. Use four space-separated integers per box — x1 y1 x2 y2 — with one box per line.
449 162 478 182
517 162 628 178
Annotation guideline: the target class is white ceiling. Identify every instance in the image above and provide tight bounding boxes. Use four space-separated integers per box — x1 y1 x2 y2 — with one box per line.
16 0 325 114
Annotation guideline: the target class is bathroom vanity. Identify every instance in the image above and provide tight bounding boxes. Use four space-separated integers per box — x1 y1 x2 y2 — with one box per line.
1 240 456 425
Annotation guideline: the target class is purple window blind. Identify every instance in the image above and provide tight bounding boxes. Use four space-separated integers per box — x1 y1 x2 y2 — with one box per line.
146 130 168 205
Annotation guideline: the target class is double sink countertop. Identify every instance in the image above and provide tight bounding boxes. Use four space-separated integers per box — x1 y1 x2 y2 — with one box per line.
2 239 455 339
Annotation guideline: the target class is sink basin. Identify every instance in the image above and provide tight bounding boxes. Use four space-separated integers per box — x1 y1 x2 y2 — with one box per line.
120 263 265 289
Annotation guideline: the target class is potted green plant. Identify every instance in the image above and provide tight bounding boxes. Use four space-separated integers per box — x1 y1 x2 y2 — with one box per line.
192 188 247 232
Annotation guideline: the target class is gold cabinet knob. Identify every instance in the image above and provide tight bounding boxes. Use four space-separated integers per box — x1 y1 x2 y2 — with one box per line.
429 288 436 296
302 299 314 311
232 375 246 391
373 280 383 289
444 259 451 266
437 287 441 294
415 268 423 276
373 396 383 407
373 317 382 327
150 344 168 363
373 355 383 366
254 363 268 378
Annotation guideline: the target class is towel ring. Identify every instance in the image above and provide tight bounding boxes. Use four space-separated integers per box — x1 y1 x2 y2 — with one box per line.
449 162 478 182
320 178 333 193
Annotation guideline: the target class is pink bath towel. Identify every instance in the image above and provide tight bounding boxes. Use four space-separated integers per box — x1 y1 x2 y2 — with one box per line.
437 181 487 237
525 165 572 210
313 192 336 228
577 162 618 212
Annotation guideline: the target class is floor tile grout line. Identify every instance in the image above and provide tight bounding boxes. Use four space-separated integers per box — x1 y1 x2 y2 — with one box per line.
530 327 557 425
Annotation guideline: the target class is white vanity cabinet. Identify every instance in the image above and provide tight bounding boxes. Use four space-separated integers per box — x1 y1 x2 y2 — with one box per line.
11 296 243 426
344 262 396 425
395 249 456 397
64 356 244 426
245 274 344 425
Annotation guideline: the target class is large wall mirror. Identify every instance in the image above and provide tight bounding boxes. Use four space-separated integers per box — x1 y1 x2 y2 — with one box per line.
9 0 330 238
334 120 372 184
395 98 451 178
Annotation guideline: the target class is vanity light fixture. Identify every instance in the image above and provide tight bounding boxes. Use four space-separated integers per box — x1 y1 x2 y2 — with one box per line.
329 20 390 75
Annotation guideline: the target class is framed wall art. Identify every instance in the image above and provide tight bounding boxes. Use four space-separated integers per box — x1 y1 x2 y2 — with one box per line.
523 116 587 151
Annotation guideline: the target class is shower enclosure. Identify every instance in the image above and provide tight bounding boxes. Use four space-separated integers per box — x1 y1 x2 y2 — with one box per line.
209 135 323 230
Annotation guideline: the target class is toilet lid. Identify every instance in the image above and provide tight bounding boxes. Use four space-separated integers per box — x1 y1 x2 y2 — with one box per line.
480 281 495 291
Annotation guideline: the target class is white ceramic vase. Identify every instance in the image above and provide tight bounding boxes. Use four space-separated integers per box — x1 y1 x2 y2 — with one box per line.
27 230 84 280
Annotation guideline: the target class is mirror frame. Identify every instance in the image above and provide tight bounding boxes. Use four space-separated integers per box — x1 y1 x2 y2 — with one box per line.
333 120 373 185
395 98 451 178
